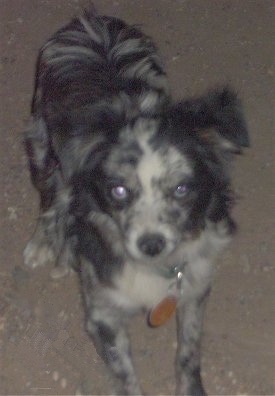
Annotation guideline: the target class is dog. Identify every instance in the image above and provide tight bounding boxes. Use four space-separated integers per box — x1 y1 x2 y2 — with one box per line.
24 8 249 395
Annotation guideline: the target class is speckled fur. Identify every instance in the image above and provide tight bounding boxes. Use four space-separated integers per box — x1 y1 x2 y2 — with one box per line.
24 9 249 396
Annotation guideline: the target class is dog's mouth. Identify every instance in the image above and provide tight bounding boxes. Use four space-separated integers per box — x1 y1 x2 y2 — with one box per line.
124 239 187 279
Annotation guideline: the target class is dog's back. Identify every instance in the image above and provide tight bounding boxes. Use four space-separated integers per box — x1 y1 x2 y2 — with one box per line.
32 10 169 127
25 10 170 204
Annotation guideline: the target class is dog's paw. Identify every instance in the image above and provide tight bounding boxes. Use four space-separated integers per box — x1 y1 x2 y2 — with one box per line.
23 239 55 268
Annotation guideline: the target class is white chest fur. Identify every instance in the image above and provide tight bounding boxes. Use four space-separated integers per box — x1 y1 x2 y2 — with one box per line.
112 263 174 311
106 221 231 312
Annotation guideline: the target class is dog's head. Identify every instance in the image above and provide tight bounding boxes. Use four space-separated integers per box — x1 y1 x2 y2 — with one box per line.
72 89 249 262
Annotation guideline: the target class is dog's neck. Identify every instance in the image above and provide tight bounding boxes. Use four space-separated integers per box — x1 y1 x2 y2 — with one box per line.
142 259 188 279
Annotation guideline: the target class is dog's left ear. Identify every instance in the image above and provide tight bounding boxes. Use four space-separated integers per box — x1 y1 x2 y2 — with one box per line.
168 88 249 154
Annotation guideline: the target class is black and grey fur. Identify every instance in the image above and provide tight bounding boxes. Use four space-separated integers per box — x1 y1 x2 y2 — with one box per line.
24 9 249 396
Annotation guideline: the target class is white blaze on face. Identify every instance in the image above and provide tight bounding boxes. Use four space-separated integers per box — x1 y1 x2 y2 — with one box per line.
136 135 164 205
119 118 194 259
136 133 192 205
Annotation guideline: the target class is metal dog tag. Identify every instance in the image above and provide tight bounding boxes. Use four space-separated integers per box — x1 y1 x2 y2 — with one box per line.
147 270 184 327
147 295 177 327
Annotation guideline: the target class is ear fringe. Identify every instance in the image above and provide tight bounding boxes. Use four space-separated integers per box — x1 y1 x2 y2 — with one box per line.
170 88 250 150
207 88 249 148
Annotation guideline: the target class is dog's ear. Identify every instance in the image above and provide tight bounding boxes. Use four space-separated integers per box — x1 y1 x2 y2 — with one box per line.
168 88 249 154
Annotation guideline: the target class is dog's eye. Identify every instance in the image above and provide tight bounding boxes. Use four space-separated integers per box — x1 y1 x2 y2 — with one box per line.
174 184 188 198
111 185 128 201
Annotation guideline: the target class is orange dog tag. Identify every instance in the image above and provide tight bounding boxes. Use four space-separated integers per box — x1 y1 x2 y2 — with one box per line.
148 296 177 327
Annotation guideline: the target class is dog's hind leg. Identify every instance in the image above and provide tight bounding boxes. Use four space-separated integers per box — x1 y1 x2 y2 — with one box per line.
24 117 62 209
24 209 57 268
175 294 209 396
23 117 64 268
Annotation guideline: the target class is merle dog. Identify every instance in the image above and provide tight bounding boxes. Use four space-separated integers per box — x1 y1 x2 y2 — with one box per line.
24 9 249 395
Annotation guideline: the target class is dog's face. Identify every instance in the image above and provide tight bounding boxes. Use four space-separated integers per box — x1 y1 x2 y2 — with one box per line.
101 118 195 261
73 90 249 263
82 119 223 262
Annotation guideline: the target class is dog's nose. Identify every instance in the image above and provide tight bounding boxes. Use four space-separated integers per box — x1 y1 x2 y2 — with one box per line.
137 233 166 257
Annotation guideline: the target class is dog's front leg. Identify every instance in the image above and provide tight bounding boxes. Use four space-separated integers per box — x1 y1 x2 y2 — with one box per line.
86 311 142 395
175 294 208 396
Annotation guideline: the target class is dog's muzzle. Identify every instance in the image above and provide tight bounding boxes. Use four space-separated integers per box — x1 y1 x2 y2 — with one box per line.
137 233 166 257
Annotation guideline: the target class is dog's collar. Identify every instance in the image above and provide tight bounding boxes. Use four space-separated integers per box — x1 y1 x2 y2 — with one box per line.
155 261 187 279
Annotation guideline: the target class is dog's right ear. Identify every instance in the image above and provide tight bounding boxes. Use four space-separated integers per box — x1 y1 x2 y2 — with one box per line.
168 88 249 154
